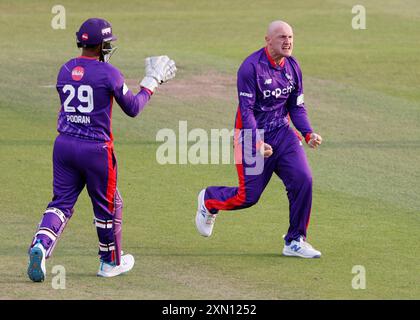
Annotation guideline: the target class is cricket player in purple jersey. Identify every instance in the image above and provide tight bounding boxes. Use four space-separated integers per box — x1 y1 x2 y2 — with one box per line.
27 18 177 281
195 21 323 258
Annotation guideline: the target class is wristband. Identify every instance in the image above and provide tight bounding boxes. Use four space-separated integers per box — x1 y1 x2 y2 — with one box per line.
305 133 312 144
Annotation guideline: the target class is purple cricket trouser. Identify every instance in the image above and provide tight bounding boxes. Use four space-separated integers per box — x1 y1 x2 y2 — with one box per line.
204 125 313 243
30 133 120 263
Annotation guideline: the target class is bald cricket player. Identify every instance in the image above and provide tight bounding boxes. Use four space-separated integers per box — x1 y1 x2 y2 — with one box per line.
195 21 323 258
27 18 177 281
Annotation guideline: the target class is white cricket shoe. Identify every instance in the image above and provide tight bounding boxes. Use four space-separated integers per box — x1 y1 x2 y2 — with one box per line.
195 189 217 237
97 253 135 277
27 241 47 282
282 236 322 258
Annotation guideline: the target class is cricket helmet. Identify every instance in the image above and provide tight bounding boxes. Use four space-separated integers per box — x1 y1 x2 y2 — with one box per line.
76 18 117 62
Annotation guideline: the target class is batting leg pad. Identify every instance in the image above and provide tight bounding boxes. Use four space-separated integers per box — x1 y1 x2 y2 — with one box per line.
113 189 123 265
29 207 71 259
94 217 114 262
94 189 123 265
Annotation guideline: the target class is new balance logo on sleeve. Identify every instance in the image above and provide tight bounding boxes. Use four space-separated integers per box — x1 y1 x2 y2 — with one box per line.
297 94 304 105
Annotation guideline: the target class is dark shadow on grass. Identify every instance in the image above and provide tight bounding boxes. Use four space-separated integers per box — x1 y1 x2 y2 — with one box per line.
0 278 33 284
324 140 420 149
140 252 284 258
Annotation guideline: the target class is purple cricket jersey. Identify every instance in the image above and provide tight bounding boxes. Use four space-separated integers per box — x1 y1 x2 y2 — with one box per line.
56 56 151 141
236 47 313 140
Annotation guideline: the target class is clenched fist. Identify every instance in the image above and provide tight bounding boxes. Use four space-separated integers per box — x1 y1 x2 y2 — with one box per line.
307 133 322 149
259 142 273 158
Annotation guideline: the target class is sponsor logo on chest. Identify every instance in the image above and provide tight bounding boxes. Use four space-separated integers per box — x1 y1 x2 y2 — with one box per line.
263 85 294 99
261 70 295 99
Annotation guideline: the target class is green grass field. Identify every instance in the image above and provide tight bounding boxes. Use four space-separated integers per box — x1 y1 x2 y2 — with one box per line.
0 0 419 299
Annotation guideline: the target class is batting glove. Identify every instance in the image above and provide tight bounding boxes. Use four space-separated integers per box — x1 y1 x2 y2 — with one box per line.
140 56 177 93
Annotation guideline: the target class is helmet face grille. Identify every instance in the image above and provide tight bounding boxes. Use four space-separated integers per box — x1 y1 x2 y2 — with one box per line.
100 41 118 63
